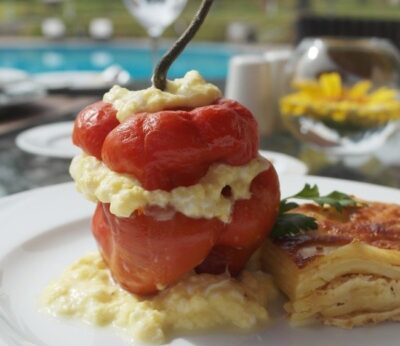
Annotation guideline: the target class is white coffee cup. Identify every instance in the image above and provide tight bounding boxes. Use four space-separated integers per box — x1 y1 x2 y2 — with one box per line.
225 49 291 136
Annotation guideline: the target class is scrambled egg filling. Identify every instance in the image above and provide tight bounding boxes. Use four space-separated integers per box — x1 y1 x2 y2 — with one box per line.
42 253 277 344
70 154 269 222
103 70 222 122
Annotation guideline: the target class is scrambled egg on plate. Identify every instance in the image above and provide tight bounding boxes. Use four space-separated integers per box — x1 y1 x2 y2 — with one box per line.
42 253 277 344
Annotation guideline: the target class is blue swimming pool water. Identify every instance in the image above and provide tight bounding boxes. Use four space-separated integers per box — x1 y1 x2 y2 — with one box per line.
0 42 235 81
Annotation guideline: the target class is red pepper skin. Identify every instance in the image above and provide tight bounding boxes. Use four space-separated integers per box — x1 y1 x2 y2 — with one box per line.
92 164 280 295
92 203 222 295
101 99 259 191
72 101 119 160
72 99 258 191
196 166 280 275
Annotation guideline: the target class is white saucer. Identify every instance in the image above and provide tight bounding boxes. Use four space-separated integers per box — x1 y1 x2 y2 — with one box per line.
33 66 131 91
259 150 308 175
0 68 46 107
34 72 111 91
16 121 80 159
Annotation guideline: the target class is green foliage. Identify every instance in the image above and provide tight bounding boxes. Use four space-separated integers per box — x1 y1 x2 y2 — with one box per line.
0 0 294 41
289 184 359 211
270 184 360 239
1 0 400 41
270 212 317 238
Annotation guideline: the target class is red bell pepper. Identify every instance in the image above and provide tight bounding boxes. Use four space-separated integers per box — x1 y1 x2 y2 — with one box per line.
73 98 280 295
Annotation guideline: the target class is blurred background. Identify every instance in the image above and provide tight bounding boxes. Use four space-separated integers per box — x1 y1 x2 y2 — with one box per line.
1 0 400 42
1 0 400 196
3 0 400 87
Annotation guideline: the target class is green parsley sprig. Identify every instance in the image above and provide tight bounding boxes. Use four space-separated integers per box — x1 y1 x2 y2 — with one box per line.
270 184 360 239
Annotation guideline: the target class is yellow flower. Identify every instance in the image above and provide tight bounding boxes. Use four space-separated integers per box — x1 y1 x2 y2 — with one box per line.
347 80 371 99
369 88 397 102
320 73 342 99
280 72 400 128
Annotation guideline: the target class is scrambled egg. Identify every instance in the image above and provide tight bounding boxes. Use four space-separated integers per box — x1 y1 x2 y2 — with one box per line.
70 154 269 222
103 70 222 122
42 253 277 344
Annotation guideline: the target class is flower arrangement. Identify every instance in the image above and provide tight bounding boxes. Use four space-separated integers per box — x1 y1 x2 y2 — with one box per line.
280 72 400 130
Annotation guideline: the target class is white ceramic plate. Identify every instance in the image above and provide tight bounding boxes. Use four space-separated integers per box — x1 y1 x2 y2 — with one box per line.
0 68 46 107
33 71 113 91
1 177 400 346
16 121 80 159
33 68 130 92
259 150 308 175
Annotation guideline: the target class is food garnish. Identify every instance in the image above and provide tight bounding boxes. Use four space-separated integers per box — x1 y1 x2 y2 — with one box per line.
271 184 360 238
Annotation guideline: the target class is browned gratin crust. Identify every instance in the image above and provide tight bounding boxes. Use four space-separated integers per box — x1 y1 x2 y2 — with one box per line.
273 201 400 268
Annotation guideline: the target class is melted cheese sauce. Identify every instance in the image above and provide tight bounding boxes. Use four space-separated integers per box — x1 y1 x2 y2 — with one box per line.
42 253 276 344
70 154 269 222
103 70 222 122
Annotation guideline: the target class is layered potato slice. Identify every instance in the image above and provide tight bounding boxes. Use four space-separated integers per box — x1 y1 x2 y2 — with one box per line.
262 201 400 328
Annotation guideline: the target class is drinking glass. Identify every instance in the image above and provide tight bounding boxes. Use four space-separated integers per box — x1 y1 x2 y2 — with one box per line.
123 0 188 65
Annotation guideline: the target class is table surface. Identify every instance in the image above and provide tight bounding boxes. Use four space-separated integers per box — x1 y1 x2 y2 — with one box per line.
1 94 400 198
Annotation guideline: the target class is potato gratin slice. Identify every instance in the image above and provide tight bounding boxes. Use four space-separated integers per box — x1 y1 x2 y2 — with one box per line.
263 201 400 328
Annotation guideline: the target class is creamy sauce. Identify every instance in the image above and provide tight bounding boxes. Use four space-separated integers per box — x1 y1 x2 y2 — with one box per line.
70 154 269 222
42 253 276 344
103 70 222 122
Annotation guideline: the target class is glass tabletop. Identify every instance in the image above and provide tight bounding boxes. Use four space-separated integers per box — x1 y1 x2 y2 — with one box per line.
0 97 399 198
261 132 400 189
